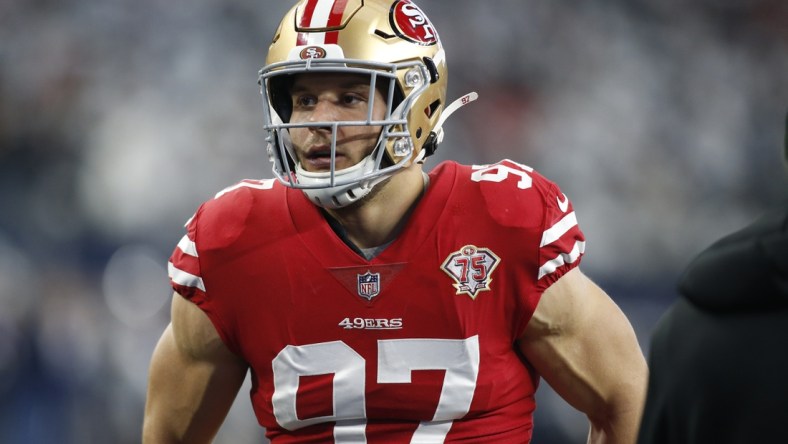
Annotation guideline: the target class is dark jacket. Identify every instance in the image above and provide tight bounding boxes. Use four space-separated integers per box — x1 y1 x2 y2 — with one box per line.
638 204 788 443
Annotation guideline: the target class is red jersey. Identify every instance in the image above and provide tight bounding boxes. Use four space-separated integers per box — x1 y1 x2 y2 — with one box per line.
169 159 585 443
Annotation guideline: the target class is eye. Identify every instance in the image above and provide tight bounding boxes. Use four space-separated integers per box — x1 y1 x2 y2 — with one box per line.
341 93 365 105
294 94 316 107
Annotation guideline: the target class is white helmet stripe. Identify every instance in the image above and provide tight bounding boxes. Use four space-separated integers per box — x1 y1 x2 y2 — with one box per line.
310 0 337 27
304 0 332 44
297 0 350 45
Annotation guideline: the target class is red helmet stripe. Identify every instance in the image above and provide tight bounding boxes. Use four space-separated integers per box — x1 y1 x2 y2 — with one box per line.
325 0 349 44
328 0 349 26
298 0 319 28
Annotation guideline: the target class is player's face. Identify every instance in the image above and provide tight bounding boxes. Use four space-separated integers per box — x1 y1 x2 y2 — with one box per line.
288 73 387 172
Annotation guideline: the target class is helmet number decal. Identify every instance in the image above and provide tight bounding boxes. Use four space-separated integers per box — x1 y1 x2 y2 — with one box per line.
390 0 438 45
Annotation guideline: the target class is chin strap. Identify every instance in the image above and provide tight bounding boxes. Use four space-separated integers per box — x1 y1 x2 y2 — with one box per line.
436 92 479 145
423 92 479 157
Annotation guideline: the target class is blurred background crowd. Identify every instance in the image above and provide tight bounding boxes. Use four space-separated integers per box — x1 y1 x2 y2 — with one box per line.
1 0 786 442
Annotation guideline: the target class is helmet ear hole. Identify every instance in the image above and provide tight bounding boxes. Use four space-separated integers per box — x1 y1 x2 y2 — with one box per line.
427 99 441 118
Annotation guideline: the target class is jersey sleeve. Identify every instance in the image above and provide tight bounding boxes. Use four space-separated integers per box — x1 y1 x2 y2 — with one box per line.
168 209 207 303
166 179 271 356
533 178 586 292
167 179 270 303
470 159 586 292
167 204 241 356
456 159 587 339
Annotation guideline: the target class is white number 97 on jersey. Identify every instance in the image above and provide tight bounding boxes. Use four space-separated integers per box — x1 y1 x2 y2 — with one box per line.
272 336 480 443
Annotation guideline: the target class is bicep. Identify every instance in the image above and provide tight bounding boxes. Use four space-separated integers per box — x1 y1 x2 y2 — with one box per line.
143 293 248 444
517 268 647 427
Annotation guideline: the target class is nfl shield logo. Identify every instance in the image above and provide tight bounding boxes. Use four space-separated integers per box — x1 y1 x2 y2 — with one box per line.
357 271 381 301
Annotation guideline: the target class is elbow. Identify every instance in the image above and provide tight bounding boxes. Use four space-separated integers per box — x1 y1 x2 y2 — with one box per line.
588 368 649 443
142 417 171 444
142 413 187 444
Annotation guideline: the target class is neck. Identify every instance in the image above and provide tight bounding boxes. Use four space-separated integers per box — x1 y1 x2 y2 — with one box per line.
324 162 426 249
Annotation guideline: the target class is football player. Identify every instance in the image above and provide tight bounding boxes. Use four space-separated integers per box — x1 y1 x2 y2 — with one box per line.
143 1 648 443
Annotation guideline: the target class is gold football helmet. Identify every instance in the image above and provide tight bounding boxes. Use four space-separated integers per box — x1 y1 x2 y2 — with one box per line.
259 0 476 208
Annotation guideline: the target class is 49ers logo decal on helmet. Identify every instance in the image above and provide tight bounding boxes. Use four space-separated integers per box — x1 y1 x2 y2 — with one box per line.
299 46 327 59
389 0 438 45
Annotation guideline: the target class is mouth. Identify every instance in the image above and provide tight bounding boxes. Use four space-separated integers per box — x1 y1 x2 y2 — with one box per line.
302 145 344 170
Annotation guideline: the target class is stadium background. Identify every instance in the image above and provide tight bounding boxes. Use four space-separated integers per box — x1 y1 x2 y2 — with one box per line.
1 0 786 442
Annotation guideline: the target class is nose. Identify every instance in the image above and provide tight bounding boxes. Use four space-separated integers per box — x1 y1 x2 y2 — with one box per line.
305 100 337 137
308 99 338 125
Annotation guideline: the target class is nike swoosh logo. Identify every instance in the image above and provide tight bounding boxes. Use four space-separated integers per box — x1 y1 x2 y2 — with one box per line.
557 193 569 213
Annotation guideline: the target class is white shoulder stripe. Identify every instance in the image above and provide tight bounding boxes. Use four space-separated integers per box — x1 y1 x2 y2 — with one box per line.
183 213 195 228
177 234 199 257
538 240 586 280
168 262 206 292
540 212 578 247
214 179 275 199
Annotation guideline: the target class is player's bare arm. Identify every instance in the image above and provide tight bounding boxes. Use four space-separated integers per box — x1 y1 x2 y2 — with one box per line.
518 268 648 444
143 293 248 444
